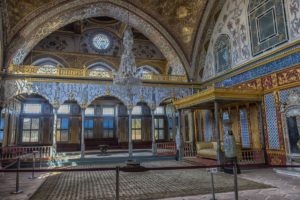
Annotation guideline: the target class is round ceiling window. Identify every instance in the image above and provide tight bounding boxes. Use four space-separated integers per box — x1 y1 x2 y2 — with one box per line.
92 33 111 50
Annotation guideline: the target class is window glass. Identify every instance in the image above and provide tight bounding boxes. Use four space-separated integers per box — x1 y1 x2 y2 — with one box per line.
61 118 69 129
22 118 39 143
57 118 69 142
103 119 114 138
154 107 165 115
23 104 42 114
31 118 40 129
0 131 3 142
23 118 31 129
22 131 31 143
132 118 142 140
85 107 95 116
93 33 111 50
84 120 94 129
155 118 165 140
103 107 114 116
132 106 142 115
58 105 70 114
0 118 4 129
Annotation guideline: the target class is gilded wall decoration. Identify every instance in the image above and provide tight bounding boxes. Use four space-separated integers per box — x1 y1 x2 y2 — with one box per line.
7 1 186 76
202 0 251 80
128 0 208 59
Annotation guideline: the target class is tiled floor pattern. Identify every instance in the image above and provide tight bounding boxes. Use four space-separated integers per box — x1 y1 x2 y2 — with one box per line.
29 167 269 200
1 160 300 200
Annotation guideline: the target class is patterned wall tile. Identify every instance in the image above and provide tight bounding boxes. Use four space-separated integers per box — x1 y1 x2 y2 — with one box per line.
216 50 300 87
279 86 300 102
264 93 280 149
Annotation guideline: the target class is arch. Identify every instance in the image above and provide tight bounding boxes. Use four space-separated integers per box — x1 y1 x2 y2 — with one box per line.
137 65 161 75
30 54 69 68
32 57 65 67
8 1 188 77
214 34 231 74
87 95 126 108
87 61 114 71
7 92 52 107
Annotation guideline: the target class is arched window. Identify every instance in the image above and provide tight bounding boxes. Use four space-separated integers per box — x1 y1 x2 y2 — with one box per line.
32 57 64 67
214 34 231 74
87 62 113 72
137 65 160 75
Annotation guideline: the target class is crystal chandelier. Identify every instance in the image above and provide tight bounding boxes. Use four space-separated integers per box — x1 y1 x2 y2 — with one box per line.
113 27 141 89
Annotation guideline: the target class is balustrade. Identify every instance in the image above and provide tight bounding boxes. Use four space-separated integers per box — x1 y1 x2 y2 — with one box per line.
0 146 52 161
7 65 188 82
238 149 265 164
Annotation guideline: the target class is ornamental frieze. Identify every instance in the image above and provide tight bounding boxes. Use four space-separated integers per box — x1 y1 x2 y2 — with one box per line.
3 79 191 109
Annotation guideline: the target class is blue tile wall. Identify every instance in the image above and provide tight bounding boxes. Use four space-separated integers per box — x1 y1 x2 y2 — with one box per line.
264 93 280 149
216 49 300 87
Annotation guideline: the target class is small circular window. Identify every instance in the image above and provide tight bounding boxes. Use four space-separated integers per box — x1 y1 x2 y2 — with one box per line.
92 33 111 50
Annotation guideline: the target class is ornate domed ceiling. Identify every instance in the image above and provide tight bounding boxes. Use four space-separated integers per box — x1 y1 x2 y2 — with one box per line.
2 0 209 63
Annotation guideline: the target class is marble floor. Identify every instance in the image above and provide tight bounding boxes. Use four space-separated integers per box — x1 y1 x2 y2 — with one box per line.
0 160 300 200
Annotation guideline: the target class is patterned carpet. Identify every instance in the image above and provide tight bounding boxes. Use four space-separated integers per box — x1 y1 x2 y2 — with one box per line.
30 168 272 200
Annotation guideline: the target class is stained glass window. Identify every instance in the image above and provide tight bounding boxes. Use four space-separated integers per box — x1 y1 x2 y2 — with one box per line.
103 107 115 116
214 34 231 73
92 33 110 50
132 106 142 115
58 105 70 114
85 107 95 116
23 104 42 114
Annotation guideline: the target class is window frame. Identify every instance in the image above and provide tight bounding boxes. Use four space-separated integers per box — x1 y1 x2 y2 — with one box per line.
154 117 165 141
56 117 70 143
21 117 40 143
84 118 94 139
102 117 114 138
132 118 142 141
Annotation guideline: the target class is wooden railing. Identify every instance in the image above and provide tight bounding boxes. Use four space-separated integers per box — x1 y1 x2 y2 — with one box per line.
183 142 196 157
0 146 52 160
156 142 196 157
238 149 265 164
156 142 176 156
7 65 188 82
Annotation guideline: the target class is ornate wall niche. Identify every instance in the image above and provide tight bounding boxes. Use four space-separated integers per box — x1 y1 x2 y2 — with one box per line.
214 34 231 74
281 90 300 163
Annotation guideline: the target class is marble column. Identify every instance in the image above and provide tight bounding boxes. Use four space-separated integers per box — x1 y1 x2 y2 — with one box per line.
52 107 58 157
176 110 184 160
81 108 86 159
128 107 133 159
214 101 223 165
151 109 156 155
